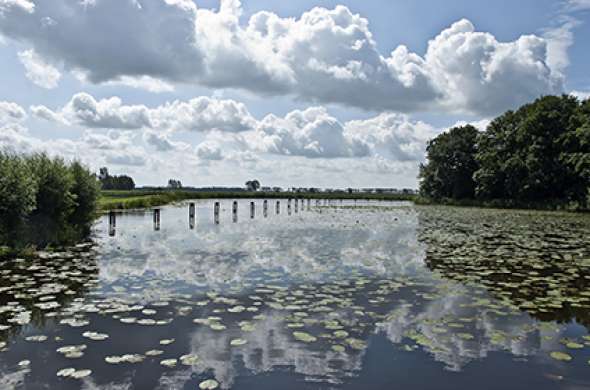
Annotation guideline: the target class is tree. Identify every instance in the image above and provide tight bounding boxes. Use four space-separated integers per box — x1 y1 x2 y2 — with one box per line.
68 161 101 233
0 152 37 244
245 180 261 191
167 179 182 189
419 125 479 199
474 95 580 201
98 168 135 190
560 97 590 206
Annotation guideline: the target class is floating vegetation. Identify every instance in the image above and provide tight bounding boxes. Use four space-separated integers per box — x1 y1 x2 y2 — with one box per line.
179 354 199 365
160 358 177 368
0 203 588 388
199 379 219 389
230 338 247 346
550 352 573 362
56 368 92 379
105 354 145 364
293 331 317 343
82 331 109 341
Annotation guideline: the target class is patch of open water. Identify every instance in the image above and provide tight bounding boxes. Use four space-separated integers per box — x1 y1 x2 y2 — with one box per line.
0 199 589 389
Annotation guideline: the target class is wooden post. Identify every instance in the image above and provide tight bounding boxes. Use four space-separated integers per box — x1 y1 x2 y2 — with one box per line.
214 202 220 224
287 198 292 215
250 201 255 219
294 198 298 213
108 211 116 236
276 200 280 214
153 208 161 231
232 201 238 223
263 200 268 217
189 203 195 229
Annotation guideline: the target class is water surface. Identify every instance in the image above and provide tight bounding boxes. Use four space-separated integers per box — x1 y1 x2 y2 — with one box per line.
1 200 589 389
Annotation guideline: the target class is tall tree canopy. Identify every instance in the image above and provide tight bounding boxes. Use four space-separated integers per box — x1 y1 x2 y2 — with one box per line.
419 95 590 209
419 125 479 200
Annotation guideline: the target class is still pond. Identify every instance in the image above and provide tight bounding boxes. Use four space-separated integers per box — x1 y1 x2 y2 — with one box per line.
0 199 589 389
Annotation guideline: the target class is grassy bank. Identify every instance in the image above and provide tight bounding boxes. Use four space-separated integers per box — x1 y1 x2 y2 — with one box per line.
98 190 417 211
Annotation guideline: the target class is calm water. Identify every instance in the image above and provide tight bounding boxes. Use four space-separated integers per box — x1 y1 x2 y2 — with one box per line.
1 199 589 389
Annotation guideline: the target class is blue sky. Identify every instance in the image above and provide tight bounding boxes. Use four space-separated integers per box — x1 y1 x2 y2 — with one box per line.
0 0 589 188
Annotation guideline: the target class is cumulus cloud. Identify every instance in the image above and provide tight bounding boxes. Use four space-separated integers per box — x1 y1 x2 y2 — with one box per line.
0 101 26 123
17 48 61 89
99 75 174 93
30 104 69 125
571 90 590 100
152 96 257 132
37 93 256 133
246 107 369 158
105 151 147 166
345 113 437 161
195 141 223 160
0 1 563 115
244 107 434 161
63 93 152 129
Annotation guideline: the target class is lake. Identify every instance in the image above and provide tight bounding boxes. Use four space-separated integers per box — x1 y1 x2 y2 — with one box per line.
0 199 589 389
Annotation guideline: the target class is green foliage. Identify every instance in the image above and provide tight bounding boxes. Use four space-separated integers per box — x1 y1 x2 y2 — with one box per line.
245 180 261 191
0 152 100 248
475 95 581 201
69 161 101 234
98 167 135 190
420 95 590 210
419 125 479 200
0 152 37 243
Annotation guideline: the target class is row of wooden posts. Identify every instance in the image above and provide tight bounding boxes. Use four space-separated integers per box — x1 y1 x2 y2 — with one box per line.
108 198 346 235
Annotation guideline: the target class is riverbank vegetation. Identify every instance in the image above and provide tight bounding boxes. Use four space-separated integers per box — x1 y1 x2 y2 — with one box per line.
0 152 99 249
98 189 416 212
419 95 590 211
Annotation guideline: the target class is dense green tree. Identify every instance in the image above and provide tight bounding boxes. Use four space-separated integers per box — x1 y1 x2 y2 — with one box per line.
0 152 100 248
27 154 76 244
68 161 101 234
245 180 261 191
0 152 38 244
167 179 182 189
419 125 479 199
475 95 580 201
559 98 590 206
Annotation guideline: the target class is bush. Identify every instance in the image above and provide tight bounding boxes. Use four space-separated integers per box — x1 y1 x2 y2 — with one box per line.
0 152 37 244
0 151 100 248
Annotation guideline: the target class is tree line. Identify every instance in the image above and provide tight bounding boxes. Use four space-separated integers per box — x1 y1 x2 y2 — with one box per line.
98 167 135 190
0 152 100 248
419 95 589 210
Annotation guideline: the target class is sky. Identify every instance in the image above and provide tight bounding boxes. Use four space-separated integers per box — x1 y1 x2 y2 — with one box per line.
0 0 589 189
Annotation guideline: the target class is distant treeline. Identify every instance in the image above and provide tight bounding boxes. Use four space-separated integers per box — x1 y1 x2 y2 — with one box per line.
0 152 99 248
419 95 590 211
98 167 135 190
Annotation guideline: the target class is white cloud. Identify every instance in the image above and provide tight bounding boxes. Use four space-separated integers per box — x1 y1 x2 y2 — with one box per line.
99 75 174 93
64 93 152 129
564 0 590 11
17 48 61 89
143 130 189 152
152 96 257 132
345 113 437 161
0 2 563 115
542 18 579 74
0 100 26 123
570 90 590 100
105 151 147 166
195 141 223 160
247 107 369 158
29 104 69 125
0 0 34 15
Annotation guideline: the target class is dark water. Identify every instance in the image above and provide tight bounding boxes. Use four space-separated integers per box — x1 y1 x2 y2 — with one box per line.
0 199 589 389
